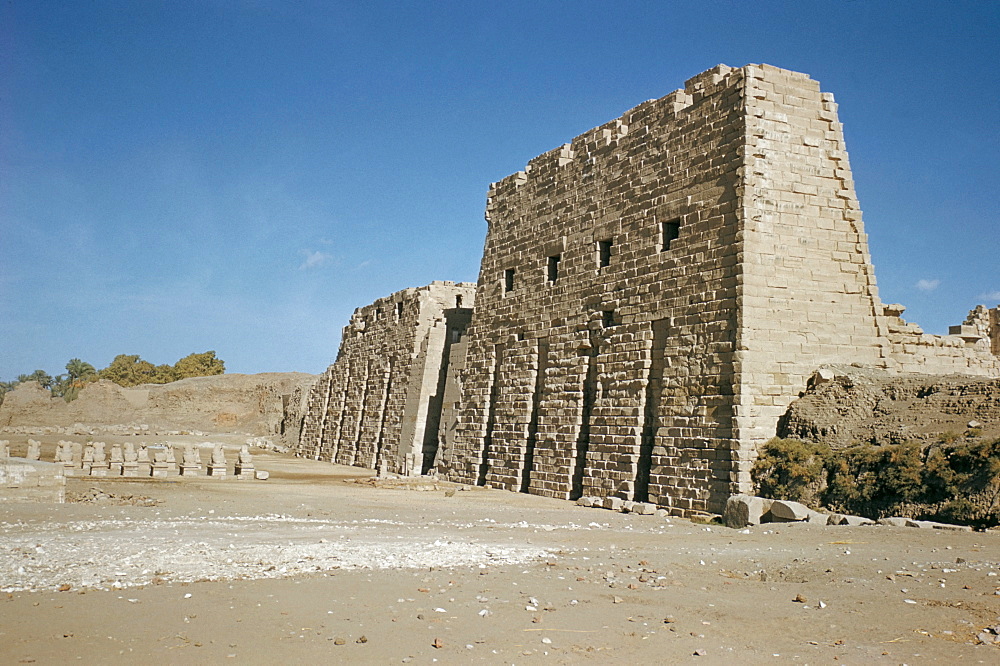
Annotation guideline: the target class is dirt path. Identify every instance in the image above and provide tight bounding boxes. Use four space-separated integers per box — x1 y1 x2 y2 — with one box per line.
1 453 999 664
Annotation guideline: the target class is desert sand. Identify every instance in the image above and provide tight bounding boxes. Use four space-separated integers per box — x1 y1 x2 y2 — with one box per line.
1 435 999 664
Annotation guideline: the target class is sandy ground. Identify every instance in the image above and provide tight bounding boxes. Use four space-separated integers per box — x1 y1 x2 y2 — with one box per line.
2 438 1000 664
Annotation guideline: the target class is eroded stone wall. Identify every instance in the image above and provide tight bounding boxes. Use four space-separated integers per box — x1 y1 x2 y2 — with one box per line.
294 63 999 515
438 64 998 515
295 281 475 474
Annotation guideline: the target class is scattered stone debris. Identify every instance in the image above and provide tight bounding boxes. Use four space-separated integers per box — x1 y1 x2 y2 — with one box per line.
66 487 159 507
977 624 1000 645
722 494 981 531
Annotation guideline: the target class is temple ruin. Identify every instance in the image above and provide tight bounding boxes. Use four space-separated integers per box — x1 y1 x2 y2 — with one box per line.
294 64 1000 515
297 282 476 474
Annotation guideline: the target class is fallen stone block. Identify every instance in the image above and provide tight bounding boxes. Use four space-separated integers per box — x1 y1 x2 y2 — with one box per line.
806 510 828 524
633 502 657 515
905 519 972 532
768 499 811 522
723 495 773 528
828 513 875 526
876 517 909 527
576 496 596 507
254 470 269 481
603 497 623 511
621 500 636 513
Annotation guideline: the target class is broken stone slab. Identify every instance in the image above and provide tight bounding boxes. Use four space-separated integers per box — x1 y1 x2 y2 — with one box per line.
876 517 910 527
723 495 773 528
768 499 812 522
805 510 828 524
827 513 875 526
575 496 597 507
254 470 269 481
904 519 973 532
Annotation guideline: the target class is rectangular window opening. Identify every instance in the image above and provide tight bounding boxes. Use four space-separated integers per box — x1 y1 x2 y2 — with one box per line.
504 268 515 293
661 218 681 251
598 239 613 268
602 310 617 328
395 302 404 320
547 254 561 284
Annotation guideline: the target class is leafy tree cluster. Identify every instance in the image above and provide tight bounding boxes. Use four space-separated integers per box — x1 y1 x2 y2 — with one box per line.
98 351 225 387
753 434 1000 528
0 352 225 405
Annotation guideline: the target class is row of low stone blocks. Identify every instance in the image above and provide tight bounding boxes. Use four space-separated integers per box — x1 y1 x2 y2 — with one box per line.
724 494 973 532
575 495 661 516
3 440 266 481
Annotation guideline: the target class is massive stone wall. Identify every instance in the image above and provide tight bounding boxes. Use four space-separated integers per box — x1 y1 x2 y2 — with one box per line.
437 64 999 515
295 63 999 515
295 281 475 474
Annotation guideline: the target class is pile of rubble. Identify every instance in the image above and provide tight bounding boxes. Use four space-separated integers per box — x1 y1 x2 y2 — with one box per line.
723 495 974 532
66 487 159 506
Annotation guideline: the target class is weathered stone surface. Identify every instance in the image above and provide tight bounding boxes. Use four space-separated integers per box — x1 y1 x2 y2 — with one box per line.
769 500 812 522
294 282 476 476
806 510 829 524
781 367 1000 449
905 519 973 532
0 458 65 503
723 495 773 528
828 513 874 526
603 497 624 511
877 517 909 527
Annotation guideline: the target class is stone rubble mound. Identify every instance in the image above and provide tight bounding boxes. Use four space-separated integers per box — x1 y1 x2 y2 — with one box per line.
723 494 975 532
780 366 1000 449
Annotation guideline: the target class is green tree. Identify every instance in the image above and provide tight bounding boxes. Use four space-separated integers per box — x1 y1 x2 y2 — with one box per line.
0 379 18 407
65 358 97 381
174 351 225 379
98 354 176 387
16 369 53 389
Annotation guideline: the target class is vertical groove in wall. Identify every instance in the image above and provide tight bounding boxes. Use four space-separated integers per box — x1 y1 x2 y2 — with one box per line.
349 358 372 466
635 319 668 502
520 338 548 493
477 343 503 486
372 359 394 473
328 380 349 463
322 368 349 462
571 336 599 501
421 318 458 473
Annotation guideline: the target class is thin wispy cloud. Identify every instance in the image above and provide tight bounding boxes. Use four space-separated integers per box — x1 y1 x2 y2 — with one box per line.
299 250 331 270
980 290 1000 302
916 278 940 292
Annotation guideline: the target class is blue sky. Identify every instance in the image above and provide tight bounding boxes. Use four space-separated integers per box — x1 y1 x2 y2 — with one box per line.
2 1 997 378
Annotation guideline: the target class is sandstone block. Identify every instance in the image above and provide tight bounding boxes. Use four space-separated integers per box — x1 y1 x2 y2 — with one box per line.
768 499 812 522
603 497 623 511
723 494 772 528
633 502 656 515
876 517 909 527
827 513 874 526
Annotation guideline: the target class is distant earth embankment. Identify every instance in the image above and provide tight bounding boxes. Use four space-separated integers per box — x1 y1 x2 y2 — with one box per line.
0 373 316 437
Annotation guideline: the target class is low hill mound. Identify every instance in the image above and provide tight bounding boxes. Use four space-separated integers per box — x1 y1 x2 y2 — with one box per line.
0 373 316 436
